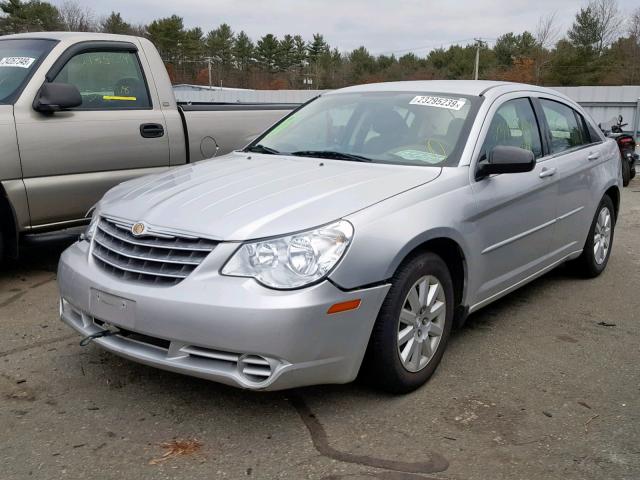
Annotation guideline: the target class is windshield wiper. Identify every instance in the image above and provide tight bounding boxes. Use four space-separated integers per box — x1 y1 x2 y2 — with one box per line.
290 150 372 162
245 144 280 155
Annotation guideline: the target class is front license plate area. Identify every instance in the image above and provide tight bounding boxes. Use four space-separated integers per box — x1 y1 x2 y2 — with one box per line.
89 288 136 329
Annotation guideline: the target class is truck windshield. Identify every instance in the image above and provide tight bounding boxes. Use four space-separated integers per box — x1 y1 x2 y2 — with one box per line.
251 91 480 167
0 39 57 104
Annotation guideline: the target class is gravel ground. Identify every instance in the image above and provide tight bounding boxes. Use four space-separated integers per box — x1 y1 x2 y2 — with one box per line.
1 182 639 480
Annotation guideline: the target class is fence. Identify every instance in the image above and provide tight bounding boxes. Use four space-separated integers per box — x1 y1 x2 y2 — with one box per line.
173 84 640 141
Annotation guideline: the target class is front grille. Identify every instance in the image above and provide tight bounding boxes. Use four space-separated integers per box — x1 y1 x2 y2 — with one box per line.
92 217 218 286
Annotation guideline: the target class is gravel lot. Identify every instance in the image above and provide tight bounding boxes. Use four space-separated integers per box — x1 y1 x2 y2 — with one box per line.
1 182 639 480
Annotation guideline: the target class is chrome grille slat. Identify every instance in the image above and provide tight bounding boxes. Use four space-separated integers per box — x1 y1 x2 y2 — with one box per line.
93 245 191 279
94 232 204 266
92 217 217 286
98 220 216 251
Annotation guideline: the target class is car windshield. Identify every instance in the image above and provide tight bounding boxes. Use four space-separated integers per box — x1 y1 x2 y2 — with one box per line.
0 39 57 104
252 91 479 167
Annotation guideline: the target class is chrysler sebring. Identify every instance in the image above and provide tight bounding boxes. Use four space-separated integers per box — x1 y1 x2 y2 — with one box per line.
58 81 621 392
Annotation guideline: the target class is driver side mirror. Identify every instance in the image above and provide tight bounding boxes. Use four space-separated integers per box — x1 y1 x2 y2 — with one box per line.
33 82 82 113
476 146 536 180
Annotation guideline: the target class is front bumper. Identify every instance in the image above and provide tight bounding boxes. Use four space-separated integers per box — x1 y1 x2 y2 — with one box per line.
58 240 390 390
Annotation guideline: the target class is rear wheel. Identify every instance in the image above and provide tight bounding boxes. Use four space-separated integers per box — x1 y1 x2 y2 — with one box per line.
622 156 631 186
363 252 454 393
570 195 615 277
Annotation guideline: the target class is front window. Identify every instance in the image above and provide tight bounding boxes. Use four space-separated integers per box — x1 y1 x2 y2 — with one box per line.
53 50 151 109
0 39 57 104
252 92 480 167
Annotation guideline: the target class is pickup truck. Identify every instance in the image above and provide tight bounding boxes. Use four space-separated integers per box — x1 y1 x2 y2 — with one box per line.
0 32 296 260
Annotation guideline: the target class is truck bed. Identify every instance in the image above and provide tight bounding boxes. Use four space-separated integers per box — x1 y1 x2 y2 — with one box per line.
179 103 299 162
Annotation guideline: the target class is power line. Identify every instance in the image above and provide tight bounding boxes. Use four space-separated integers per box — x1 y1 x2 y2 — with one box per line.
372 37 496 56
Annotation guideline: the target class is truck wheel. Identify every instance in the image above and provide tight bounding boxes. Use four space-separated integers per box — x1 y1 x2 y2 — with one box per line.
570 195 615 278
363 252 454 393
622 157 631 186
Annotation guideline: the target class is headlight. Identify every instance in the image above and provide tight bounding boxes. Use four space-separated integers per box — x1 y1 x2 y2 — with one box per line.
221 220 353 289
81 209 100 242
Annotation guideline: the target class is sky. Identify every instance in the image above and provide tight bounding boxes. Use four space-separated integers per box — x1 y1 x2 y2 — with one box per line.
58 0 639 55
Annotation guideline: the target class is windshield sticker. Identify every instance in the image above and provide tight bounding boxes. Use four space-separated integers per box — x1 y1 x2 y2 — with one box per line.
103 95 137 101
409 96 466 111
0 56 36 68
394 149 446 164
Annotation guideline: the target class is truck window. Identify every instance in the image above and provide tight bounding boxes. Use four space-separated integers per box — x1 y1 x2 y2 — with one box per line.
0 39 57 104
53 50 151 110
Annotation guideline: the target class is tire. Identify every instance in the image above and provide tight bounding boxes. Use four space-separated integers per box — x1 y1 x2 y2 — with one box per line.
570 195 615 278
0 223 4 264
363 252 454 394
622 157 631 186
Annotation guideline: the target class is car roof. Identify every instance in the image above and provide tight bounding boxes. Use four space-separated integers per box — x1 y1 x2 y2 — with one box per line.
328 80 562 98
0 31 143 44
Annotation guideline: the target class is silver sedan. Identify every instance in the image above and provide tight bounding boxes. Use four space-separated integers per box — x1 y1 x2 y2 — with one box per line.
58 80 621 392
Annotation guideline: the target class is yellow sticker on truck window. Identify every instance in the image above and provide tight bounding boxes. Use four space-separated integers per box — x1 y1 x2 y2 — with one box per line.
103 95 137 101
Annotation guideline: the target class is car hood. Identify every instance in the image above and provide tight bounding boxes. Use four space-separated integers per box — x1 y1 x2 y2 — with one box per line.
99 152 441 240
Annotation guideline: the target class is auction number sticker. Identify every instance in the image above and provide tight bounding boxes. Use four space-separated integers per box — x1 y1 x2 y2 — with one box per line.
410 96 466 110
0 56 36 68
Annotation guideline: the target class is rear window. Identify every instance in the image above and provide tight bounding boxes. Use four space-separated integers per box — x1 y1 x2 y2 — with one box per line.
0 39 57 104
539 99 590 153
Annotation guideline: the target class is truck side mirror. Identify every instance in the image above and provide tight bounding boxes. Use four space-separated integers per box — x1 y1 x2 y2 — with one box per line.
33 82 82 113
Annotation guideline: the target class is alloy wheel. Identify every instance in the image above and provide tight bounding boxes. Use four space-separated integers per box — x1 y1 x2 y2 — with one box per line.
397 275 446 373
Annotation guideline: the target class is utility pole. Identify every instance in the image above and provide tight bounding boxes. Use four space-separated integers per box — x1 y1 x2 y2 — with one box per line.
473 38 481 80
202 57 213 89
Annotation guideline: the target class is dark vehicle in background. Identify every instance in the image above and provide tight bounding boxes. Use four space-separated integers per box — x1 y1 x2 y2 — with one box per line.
601 115 638 186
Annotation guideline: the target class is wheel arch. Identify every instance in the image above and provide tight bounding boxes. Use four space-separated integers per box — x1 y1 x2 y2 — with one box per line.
392 235 469 327
604 185 620 219
0 185 19 258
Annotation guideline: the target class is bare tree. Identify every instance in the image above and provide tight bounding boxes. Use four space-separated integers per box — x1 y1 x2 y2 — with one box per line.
628 7 640 41
590 0 621 52
535 11 560 49
59 1 97 32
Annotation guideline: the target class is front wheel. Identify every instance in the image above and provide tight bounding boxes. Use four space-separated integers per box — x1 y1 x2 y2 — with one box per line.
363 252 454 393
570 195 615 277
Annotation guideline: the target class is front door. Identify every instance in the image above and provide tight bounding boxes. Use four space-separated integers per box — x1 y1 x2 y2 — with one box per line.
14 41 169 228
470 95 560 305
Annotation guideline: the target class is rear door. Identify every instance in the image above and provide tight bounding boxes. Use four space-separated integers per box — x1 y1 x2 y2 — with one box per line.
14 40 169 228
535 97 599 256
470 94 561 304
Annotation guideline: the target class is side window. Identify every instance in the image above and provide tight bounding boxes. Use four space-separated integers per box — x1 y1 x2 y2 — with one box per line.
539 99 588 153
480 98 543 160
53 50 151 110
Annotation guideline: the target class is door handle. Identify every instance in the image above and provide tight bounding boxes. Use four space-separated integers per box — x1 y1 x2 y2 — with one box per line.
140 123 164 138
587 152 600 161
539 167 557 178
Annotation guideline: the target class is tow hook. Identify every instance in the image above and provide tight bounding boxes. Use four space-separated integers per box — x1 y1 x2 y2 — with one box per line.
79 328 120 347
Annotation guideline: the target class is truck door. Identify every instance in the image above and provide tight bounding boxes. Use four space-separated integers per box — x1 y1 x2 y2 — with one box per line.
14 40 170 228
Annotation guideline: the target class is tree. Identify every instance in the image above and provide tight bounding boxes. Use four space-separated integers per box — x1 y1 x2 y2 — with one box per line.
536 12 560 49
100 12 132 35
307 33 329 64
59 0 96 32
568 0 620 55
494 32 537 66
207 23 234 68
233 31 254 71
348 46 375 82
147 15 185 62
255 34 279 72
276 34 295 72
0 0 63 33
